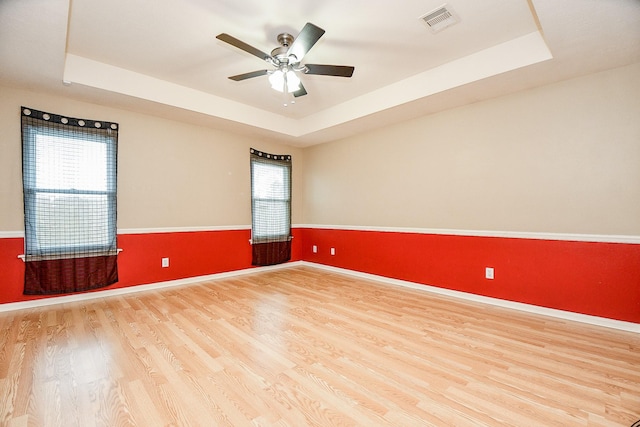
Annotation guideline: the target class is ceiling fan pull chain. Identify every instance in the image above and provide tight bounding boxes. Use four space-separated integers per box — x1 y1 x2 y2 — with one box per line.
282 74 295 106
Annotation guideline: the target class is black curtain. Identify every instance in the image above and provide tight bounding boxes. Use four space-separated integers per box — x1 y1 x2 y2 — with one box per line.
250 148 291 266
21 107 119 294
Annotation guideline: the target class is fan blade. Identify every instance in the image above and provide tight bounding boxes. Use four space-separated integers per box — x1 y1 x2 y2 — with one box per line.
228 70 269 81
304 64 355 77
293 83 307 98
287 23 325 62
216 33 272 62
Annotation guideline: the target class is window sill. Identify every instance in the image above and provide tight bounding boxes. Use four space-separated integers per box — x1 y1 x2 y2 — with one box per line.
18 248 123 262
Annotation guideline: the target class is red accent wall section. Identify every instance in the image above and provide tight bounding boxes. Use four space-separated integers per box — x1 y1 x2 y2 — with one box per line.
1 227 638 324
115 230 254 290
299 228 640 323
0 238 27 305
0 228 303 305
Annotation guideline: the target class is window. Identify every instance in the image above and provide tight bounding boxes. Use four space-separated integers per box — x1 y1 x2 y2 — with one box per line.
25 132 116 255
251 159 291 242
250 148 292 265
21 107 119 294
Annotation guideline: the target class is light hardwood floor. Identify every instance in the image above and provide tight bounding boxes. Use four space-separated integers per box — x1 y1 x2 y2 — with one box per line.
1 266 639 426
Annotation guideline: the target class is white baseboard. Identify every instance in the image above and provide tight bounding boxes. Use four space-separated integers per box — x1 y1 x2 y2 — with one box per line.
1 260 637 334
298 262 640 334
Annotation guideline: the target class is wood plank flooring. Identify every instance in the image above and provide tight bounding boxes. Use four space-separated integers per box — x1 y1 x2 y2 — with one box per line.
1 266 639 426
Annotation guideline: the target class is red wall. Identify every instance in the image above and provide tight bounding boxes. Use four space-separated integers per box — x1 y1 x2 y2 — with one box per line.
300 228 640 323
0 237 25 305
0 228 303 305
1 227 638 324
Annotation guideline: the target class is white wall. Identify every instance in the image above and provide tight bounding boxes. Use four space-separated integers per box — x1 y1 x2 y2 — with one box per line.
3 63 639 237
301 62 640 236
0 87 305 232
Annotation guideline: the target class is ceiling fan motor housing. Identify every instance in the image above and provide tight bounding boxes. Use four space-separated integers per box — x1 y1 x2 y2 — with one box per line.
277 33 294 47
272 33 296 64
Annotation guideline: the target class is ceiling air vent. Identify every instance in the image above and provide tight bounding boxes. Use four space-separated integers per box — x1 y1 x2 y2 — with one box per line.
420 4 460 33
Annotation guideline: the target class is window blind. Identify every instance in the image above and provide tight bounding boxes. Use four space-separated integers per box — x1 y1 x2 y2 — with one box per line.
21 107 119 294
250 148 291 265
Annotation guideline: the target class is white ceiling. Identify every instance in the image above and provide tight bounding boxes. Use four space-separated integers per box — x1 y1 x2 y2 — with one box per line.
1 0 639 146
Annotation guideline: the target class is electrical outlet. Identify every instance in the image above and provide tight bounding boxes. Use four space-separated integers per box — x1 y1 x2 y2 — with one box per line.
162 257 169 268
331 247 336 256
312 245 317 253
485 267 494 280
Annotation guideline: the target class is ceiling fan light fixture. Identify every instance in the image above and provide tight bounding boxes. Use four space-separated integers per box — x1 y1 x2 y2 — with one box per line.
268 69 300 93
268 70 284 91
285 70 301 92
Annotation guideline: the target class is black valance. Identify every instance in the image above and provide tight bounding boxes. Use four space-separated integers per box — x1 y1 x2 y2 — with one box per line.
22 107 119 131
250 148 291 162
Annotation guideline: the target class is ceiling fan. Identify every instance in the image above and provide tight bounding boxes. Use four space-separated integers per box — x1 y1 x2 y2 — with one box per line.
216 23 355 103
